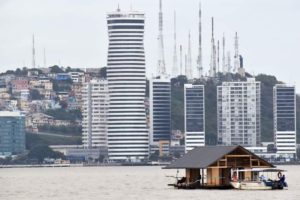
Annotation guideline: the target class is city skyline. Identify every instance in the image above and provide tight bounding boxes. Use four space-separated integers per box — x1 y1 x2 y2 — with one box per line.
0 0 300 91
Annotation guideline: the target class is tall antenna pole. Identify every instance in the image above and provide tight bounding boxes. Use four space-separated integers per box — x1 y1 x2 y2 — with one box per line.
227 51 231 73
185 54 187 77
157 0 166 77
186 31 192 79
222 33 226 74
234 32 240 72
43 47 46 68
180 45 183 75
32 34 36 69
172 10 178 78
217 40 220 74
209 17 216 77
197 2 203 79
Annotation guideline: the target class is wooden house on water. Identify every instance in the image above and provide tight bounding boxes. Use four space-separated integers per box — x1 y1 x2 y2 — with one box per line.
164 145 274 189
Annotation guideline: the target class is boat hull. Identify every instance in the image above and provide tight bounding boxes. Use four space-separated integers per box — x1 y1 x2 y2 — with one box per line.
230 181 284 190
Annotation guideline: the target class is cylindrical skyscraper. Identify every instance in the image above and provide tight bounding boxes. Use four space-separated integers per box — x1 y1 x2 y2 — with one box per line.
106 8 149 161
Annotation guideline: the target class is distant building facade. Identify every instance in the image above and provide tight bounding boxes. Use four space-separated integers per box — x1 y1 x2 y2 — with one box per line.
184 84 205 152
217 78 261 146
149 78 171 145
274 84 297 158
0 111 25 156
82 79 109 149
106 8 149 161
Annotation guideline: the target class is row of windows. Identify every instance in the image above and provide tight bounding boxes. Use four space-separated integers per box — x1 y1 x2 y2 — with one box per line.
107 20 144 24
109 43 143 46
107 59 145 62
110 35 143 38
109 31 143 34
108 51 144 54
108 55 144 58
109 47 143 50
108 25 144 30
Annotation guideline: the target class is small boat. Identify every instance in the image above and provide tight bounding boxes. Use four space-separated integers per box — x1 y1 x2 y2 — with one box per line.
230 168 288 190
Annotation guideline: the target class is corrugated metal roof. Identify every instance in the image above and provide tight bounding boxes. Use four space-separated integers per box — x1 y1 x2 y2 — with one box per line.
165 146 240 169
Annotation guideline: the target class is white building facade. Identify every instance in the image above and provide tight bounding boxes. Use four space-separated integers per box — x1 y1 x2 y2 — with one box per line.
184 84 205 152
82 79 109 149
149 78 171 145
106 9 149 161
217 78 261 146
274 84 297 158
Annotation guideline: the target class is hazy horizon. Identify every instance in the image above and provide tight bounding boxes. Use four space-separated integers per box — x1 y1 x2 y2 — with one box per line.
0 0 300 91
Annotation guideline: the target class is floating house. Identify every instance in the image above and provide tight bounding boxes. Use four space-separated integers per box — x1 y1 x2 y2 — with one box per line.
165 145 274 188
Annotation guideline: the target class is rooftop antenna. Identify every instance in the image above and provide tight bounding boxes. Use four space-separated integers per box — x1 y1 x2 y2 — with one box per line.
222 33 226 74
186 31 192 79
226 51 231 73
117 4 120 12
172 10 178 78
43 47 46 68
217 40 220 73
157 0 166 77
180 45 183 75
32 34 36 69
209 17 216 77
185 54 187 77
197 2 203 79
234 32 240 73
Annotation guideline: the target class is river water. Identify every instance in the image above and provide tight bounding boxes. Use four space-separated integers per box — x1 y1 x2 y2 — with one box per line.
0 165 300 200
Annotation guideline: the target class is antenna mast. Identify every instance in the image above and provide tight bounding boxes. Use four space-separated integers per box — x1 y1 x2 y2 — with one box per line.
233 32 240 72
32 34 36 69
157 0 166 77
180 45 183 75
186 31 192 79
172 11 178 78
209 18 216 77
222 34 226 74
197 2 203 79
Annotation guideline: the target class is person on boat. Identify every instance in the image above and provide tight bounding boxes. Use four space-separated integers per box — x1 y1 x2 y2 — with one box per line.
260 174 267 182
279 174 287 187
232 172 238 182
177 177 187 187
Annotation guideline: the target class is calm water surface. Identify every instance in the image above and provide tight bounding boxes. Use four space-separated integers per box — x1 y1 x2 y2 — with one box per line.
0 165 300 200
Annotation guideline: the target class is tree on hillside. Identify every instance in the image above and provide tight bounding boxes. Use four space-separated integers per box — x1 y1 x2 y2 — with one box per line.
50 65 64 73
28 144 65 163
30 89 42 100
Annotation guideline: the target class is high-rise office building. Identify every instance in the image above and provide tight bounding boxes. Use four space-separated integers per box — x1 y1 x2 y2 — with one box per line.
149 78 171 144
274 84 296 158
82 79 108 149
217 78 261 146
106 8 149 161
184 84 205 152
0 111 25 156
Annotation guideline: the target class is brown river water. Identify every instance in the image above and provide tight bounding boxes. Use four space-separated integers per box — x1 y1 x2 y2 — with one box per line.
0 165 300 200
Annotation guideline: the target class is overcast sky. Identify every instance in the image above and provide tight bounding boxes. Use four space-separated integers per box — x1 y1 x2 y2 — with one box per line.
0 0 300 91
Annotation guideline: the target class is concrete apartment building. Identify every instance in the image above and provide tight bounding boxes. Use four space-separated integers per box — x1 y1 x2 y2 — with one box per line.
217 78 261 147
